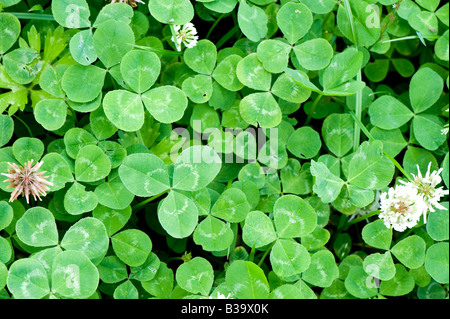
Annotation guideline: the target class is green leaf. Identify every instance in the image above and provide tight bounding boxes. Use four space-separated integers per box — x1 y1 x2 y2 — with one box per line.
226 260 269 299
3 48 40 85
103 90 144 132
63 127 97 159
90 106 118 140
286 126 322 159
51 0 91 28
142 85 188 124
410 67 444 113
271 72 311 104
97 256 128 284
34 99 67 131
75 145 111 183
7 258 50 299
379 264 415 296
239 92 282 128
427 202 449 241
61 64 106 103
172 145 222 191
94 179 134 210
408 11 439 41
12 137 44 165
302 226 331 251
16 207 58 247
347 140 394 190
51 250 99 299
92 204 131 237
0 13 21 54
302 250 339 288
60 217 109 261
184 39 217 75
193 216 234 252
69 29 97 66
402 146 439 177
362 219 392 250
212 54 244 91
280 158 313 195
293 38 334 71
0 114 14 148
141 262 173 298
114 280 139 299
413 114 447 151
363 252 396 281
182 74 213 104
425 242 449 284
119 153 170 197
435 30 449 61
0 201 13 231
269 284 303 299
337 0 381 47
273 195 317 238
391 235 426 269
242 210 277 249
256 39 291 74
416 0 440 12
236 53 271 91
322 113 354 158
111 229 152 267
237 0 268 42
299 0 337 14
93 20 135 68
276 2 313 45
120 50 160 94
129 252 161 282
211 188 250 223
93 2 134 27
148 0 194 25
370 127 407 158
270 239 311 278
64 182 98 215
158 190 199 239
344 265 378 299
310 160 344 203
175 257 214 296
40 152 74 192
321 47 363 90
284 68 322 93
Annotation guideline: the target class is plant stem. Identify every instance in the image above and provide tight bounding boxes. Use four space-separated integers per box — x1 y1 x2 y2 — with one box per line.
216 25 239 50
206 13 226 39
12 115 33 137
132 189 170 212
9 12 55 20
304 93 323 126
257 240 276 267
347 108 413 182
381 35 418 43
346 210 380 227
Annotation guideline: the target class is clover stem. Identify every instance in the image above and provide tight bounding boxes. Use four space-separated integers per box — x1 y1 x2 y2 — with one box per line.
304 93 323 126
347 108 413 183
346 210 380 228
8 12 55 21
206 13 226 39
131 189 170 212
12 115 33 137
257 240 276 267
168 24 181 52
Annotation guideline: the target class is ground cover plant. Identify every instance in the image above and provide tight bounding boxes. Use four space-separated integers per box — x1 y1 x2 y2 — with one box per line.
0 0 448 300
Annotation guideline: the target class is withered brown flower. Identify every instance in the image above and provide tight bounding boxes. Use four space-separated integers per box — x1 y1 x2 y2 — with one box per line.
1 160 53 204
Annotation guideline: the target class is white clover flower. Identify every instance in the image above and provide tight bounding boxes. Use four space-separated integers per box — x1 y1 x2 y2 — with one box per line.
171 22 199 51
378 184 428 232
400 163 449 222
